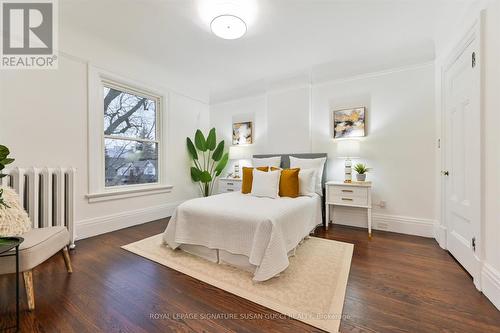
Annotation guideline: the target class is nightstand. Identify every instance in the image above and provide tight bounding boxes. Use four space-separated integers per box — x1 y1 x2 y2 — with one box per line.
218 178 242 194
325 181 373 237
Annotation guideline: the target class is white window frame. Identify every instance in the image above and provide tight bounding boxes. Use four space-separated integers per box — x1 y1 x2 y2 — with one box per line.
87 65 172 203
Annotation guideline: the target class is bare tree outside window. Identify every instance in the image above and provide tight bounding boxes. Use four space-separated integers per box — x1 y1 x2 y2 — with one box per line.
103 85 159 187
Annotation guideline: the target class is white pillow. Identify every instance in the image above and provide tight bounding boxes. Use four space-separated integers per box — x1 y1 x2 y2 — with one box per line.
0 187 32 237
252 156 281 168
298 169 316 196
251 169 280 199
290 156 326 195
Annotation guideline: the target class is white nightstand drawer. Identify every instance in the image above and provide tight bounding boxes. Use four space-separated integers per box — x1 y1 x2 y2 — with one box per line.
222 180 239 187
332 195 368 206
328 185 368 199
220 185 239 192
218 179 242 193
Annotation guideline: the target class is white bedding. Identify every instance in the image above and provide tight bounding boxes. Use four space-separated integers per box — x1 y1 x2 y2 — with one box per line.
163 192 322 281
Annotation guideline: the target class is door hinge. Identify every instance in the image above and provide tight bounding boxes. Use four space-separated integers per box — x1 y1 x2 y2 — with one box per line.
472 52 476 68
472 237 476 252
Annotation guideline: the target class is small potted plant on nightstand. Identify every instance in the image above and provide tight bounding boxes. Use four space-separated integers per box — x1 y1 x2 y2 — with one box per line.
353 163 370 182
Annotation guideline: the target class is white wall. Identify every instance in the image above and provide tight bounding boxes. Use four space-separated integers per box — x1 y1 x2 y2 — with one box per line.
210 63 437 237
0 29 210 239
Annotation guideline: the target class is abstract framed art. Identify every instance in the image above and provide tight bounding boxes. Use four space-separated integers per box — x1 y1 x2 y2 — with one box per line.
232 121 253 145
332 107 366 139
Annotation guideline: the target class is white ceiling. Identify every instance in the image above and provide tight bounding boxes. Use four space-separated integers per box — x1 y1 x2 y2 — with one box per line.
60 0 474 104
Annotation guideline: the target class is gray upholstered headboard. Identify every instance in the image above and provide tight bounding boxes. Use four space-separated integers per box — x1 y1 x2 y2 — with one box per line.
252 153 328 189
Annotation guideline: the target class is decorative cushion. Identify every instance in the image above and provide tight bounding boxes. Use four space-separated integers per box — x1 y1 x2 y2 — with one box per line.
251 169 280 199
298 169 316 196
289 157 327 195
252 156 281 168
241 166 269 194
278 168 300 198
0 187 31 237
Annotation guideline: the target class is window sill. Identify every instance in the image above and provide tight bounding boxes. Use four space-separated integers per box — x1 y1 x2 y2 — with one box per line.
86 184 174 203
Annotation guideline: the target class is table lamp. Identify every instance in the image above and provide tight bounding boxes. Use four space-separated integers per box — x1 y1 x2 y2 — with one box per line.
229 145 250 178
336 139 360 183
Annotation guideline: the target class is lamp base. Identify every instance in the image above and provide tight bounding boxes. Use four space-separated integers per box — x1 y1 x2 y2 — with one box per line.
344 158 352 183
234 163 240 178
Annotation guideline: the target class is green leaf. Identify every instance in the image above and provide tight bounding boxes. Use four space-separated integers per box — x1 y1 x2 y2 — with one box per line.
199 171 212 183
190 167 202 182
0 158 14 166
0 174 7 179
186 137 198 160
212 141 224 161
214 153 229 176
0 145 9 160
206 128 217 151
194 130 207 152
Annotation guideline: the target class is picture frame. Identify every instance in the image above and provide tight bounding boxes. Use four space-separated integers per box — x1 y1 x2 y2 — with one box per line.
232 121 253 145
332 107 366 139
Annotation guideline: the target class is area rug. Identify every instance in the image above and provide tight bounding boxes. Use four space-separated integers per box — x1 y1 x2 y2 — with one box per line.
122 234 353 333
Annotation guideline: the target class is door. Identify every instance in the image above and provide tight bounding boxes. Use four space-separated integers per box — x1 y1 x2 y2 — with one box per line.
443 29 481 287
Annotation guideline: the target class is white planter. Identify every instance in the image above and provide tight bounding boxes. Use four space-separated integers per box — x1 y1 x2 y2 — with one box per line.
356 174 366 181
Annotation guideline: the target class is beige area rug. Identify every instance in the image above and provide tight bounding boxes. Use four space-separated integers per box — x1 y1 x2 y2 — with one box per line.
122 234 353 333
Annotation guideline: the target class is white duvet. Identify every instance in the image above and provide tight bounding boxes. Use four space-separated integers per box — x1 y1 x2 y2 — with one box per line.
163 192 322 281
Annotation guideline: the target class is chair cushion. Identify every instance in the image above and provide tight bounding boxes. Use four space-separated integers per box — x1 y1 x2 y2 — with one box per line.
0 226 69 275
0 187 32 236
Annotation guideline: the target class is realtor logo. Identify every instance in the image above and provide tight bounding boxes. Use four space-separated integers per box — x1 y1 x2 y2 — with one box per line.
1 0 58 69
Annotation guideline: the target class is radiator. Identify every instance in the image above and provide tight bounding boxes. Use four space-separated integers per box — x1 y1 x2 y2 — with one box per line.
1 167 76 248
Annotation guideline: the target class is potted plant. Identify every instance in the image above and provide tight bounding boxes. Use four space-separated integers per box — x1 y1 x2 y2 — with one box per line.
187 128 229 197
353 163 370 182
0 145 14 208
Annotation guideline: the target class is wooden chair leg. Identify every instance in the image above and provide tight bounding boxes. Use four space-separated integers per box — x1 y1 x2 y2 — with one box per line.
23 270 35 311
61 246 73 273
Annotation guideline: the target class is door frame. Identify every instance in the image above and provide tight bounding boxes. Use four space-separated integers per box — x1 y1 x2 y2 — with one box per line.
440 16 484 290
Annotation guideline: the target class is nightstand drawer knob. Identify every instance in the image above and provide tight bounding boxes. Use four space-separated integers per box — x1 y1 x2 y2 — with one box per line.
227 182 234 185
226 189 234 192
341 197 353 201
342 190 353 193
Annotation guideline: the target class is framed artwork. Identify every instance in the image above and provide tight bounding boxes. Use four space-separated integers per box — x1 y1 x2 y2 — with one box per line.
333 107 366 139
232 121 253 145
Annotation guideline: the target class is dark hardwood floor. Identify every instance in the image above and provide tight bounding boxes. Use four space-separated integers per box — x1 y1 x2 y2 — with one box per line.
1 220 499 333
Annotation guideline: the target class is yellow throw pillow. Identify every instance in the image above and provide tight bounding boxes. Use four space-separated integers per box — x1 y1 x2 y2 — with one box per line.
242 166 269 194
278 168 300 198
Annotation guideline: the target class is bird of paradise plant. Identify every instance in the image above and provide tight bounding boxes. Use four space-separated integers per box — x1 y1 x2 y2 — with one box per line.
187 128 229 197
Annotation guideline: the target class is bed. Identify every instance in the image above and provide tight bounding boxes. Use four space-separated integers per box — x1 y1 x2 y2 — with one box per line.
163 153 327 281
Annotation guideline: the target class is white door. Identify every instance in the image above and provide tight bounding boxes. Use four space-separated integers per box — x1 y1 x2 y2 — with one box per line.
443 30 481 287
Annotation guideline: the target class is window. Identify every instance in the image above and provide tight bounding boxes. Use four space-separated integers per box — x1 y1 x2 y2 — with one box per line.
103 83 160 187
87 66 171 203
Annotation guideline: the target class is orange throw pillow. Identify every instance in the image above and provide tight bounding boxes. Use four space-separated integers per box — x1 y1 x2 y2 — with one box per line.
242 166 269 194
278 168 300 198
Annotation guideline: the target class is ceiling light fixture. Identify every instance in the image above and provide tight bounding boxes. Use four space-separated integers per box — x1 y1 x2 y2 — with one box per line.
211 14 247 40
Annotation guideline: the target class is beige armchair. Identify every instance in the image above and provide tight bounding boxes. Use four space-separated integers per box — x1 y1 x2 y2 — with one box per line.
0 226 72 310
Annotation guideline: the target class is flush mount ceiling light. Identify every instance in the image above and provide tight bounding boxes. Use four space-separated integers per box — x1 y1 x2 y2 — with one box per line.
211 14 247 40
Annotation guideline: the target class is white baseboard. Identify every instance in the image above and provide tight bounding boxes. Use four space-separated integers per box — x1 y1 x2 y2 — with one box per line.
76 200 183 240
433 223 447 249
331 208 435 237
482 263 500 310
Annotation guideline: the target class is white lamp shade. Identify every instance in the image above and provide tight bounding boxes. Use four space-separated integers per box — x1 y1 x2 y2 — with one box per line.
336 139 360 158
229 145 251 160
